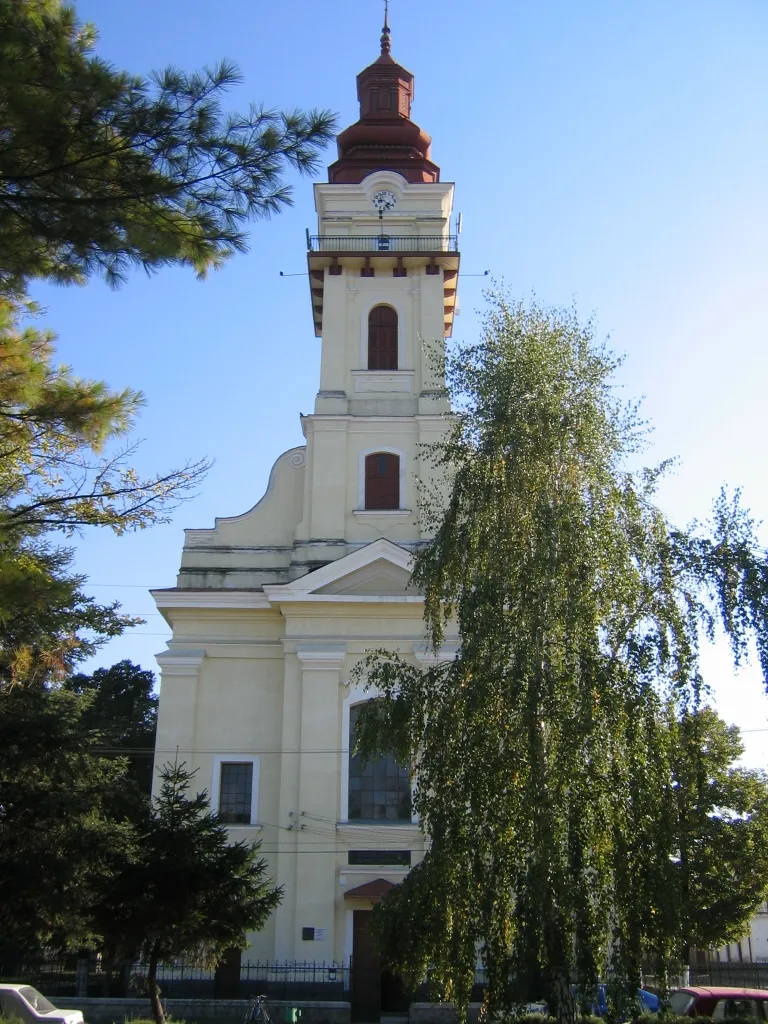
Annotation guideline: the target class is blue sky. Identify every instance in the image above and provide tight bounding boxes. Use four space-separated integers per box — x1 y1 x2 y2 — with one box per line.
33 0 768 766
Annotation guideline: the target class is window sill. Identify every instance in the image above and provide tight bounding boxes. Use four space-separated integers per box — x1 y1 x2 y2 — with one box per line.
353 508 412 517
337 822 421 832
221 822 264 831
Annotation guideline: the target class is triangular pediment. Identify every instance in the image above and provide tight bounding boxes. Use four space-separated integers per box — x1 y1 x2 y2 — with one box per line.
263 539 417 602
316 558 412 596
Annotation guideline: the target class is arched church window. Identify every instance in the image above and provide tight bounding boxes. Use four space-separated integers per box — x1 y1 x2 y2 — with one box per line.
348 703 411 821
368 305 398 370
365 452 400 510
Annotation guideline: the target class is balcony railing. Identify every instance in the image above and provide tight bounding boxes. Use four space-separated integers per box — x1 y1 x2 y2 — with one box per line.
308 234 458 253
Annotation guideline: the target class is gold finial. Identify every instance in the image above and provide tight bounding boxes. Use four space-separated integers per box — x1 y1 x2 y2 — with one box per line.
380 0 391 55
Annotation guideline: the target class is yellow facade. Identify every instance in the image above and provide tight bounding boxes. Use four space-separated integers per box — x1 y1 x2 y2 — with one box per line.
153 94 460 970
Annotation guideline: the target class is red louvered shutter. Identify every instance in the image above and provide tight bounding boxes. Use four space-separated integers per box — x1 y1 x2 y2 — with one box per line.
364 453 400 509
368 306 398 370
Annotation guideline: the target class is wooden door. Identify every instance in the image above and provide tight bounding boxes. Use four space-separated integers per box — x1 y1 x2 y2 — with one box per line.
352 910 381 1022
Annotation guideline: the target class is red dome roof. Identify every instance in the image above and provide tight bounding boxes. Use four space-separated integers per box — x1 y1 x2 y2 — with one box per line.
328 26 440 184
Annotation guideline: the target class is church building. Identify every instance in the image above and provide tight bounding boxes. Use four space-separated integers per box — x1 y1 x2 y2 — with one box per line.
152 16 459 1010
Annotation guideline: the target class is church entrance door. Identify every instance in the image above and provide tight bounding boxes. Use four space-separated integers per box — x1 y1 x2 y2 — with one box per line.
351 910 381 1021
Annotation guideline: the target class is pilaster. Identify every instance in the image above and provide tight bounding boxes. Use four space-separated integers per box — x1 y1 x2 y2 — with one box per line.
152 649 206 798
292 644 346 961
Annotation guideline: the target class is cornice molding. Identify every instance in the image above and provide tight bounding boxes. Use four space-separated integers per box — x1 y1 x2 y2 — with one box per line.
296 642 346 672
155 648 206 677
152 589 271 611
413 642 459 665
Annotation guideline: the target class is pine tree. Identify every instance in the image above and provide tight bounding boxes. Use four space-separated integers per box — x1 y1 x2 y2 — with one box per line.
0 684 137 956
0 295 209 685
94 761 283 1024
0 0 336 294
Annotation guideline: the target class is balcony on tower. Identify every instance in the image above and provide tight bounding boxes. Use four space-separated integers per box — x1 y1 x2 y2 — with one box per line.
307 172 460 340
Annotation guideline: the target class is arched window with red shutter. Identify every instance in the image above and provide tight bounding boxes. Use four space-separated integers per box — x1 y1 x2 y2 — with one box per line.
367 305 398 370
364 452 400 510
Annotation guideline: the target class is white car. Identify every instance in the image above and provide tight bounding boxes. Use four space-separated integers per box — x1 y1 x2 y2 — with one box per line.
0 984 84 1024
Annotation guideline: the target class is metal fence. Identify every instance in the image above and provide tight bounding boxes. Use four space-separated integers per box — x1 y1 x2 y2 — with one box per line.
3 955 767 1003
308 235 458 253
0 958 351 1001
689 963 768 989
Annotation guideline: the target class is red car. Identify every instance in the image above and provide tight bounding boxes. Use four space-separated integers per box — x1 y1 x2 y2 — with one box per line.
670 987 768 1019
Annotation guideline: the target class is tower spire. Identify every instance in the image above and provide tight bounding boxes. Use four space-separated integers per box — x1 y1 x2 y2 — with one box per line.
380 0 391 56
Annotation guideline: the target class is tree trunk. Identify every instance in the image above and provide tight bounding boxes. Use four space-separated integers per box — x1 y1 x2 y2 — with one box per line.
147 941 166 1024
552 969 575 1024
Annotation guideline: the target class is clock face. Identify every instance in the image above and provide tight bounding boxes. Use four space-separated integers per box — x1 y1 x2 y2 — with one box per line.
372 190 397 214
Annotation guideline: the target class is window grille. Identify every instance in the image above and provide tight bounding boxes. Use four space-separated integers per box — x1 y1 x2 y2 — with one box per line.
218 761 253 824
348 850 411 866
348 705 411 821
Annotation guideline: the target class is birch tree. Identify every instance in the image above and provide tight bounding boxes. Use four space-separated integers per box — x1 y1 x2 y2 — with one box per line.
355 292 768 1024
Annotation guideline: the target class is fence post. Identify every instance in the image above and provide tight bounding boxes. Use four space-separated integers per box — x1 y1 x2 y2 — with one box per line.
214 948 242 999
75 959 88 998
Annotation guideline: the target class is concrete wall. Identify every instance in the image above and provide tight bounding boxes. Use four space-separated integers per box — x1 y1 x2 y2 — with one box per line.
55 998 350 1024
408 1004 483 1024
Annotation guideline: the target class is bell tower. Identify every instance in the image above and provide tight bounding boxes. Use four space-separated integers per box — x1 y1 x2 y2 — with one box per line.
291 16 460 574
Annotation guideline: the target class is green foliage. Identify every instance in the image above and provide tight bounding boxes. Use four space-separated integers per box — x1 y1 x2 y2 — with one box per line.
0 683 137 955
0 538 136 687
0 294 208 687
93 760 282 1024
63 659 158 796
355 292 768 1024
669 707 768 956
0 295 210 540
0 0 336 293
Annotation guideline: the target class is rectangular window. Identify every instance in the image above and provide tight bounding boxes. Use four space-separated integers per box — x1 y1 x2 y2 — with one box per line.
349 705 411 820
218 761 253 824
348 850 411 866
364 452 400 510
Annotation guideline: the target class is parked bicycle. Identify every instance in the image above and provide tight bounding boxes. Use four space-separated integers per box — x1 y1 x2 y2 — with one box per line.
245 994 275 1024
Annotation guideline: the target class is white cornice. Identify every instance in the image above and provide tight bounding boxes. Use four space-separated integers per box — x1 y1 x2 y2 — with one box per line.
154 648 206 677
272 594 424 605
295 642 346 671
151 589 272 611
413 642 459 665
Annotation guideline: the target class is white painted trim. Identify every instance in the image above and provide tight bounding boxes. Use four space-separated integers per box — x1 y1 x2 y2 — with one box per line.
357 446 407 511
152 590 271 611
340 866 412 876
267 593 424 605
360 299 407 371
211 754 260 826
344 908 354 970
154 649 205 677
296 643 346 672
336 823 422 835
413 643 459 665
353 509 412 518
